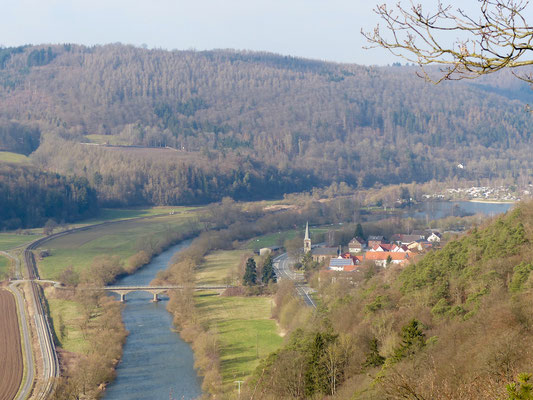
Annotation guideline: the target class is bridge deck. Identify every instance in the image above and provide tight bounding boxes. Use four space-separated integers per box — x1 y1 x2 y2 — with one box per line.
101 285 232 291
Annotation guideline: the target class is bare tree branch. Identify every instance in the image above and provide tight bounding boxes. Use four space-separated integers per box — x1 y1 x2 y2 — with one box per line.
362 0 533 83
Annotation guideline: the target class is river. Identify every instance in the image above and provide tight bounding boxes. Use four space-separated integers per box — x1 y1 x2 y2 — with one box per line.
406 200 514 220
104 240 202 400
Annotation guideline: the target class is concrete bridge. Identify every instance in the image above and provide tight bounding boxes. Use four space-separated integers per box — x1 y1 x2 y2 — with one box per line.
101 285 232 302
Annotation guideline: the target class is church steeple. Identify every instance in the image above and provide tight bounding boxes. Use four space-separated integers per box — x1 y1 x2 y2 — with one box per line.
304 222 311 253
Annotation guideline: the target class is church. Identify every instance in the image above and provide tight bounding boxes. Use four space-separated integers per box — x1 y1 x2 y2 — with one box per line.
303 222 338 262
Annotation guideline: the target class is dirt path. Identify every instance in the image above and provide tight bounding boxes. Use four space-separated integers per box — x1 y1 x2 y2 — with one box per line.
0 288 23 400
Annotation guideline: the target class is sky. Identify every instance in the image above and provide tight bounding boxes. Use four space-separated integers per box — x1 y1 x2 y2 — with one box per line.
0 0 521 65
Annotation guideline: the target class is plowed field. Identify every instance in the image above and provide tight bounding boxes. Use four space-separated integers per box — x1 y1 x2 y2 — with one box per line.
0 289 23 400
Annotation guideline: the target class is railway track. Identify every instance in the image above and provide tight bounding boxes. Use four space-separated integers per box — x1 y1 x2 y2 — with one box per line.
23 243 59 399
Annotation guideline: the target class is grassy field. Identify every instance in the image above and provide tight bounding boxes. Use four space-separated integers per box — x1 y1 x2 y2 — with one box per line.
37 209 199 280
0 206 197 253
0 255 10 279
85 134 131 146
194 249 283 388
78 206 198 226
195 250 251 285
0 233 43 251
246 227 329 250
195 292 282 387
47 296 90 354
0 151 32 164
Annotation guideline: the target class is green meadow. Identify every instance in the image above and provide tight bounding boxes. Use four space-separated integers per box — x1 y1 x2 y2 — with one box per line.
195 250 251 285
195 292 282 387
0 233 43 251
85 134 131 145
0 151 32 164
195 249 283 388
0 255 10 279
79 206 199 226
37 209 199 279
47 296 90 354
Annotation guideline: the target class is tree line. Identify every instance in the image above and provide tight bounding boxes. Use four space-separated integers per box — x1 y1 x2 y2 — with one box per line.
0 164 98 229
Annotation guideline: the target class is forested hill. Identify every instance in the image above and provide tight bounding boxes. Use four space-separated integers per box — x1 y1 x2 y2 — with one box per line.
1 44 533 205
251 202 533 399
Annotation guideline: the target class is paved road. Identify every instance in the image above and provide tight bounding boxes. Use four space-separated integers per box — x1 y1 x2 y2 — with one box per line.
274 253 317 308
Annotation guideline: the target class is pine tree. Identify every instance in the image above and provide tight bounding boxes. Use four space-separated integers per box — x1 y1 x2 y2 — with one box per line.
392 319 426 362
355 223 365 240
363 338 385 368
261 255 277 284
243 257 257 286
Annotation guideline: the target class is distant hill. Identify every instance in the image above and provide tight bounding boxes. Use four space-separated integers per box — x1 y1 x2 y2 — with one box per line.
1 44 532 205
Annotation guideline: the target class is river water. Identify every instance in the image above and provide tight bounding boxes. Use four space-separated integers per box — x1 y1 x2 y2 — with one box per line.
104 240 202 400
406 200 514 220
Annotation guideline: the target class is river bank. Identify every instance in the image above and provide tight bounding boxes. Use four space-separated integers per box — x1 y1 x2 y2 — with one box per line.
468 199 517 204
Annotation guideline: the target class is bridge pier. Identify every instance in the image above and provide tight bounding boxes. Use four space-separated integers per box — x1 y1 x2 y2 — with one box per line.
119 293 126 302
152 292 159 302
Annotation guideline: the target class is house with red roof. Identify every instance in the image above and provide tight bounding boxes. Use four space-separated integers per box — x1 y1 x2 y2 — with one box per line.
364 251 409 267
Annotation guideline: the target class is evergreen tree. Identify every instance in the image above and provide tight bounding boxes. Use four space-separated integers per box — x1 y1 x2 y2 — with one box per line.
243 257 257 286
355 223 365 240
304 331 338 396
261 255 277 284
392 319 426 362
363 338 385 368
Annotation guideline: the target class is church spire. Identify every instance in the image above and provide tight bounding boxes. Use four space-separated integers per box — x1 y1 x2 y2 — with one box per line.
304 222 311 253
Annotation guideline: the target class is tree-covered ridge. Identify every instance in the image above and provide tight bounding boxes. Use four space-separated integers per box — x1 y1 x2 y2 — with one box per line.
1 44 532 192
32 136 316 206
254 202 533 399
0 164 98 229
401 207 528 305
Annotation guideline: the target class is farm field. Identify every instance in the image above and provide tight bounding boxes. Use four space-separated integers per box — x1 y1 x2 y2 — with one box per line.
0 232 43 251
0 289 23 400
0 151 32 164
37 209 199 280
195 249 282 388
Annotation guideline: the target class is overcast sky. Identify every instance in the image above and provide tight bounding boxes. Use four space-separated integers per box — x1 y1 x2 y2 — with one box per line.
0 1 524 65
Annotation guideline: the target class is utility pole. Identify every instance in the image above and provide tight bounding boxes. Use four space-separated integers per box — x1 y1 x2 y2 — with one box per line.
234 380 244 397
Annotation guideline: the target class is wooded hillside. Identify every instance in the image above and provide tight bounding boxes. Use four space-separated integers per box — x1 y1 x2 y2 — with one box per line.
1 44 532 205
250 203 533 399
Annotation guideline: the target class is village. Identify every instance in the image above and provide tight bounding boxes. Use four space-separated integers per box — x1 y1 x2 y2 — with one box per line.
299 222 442 275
